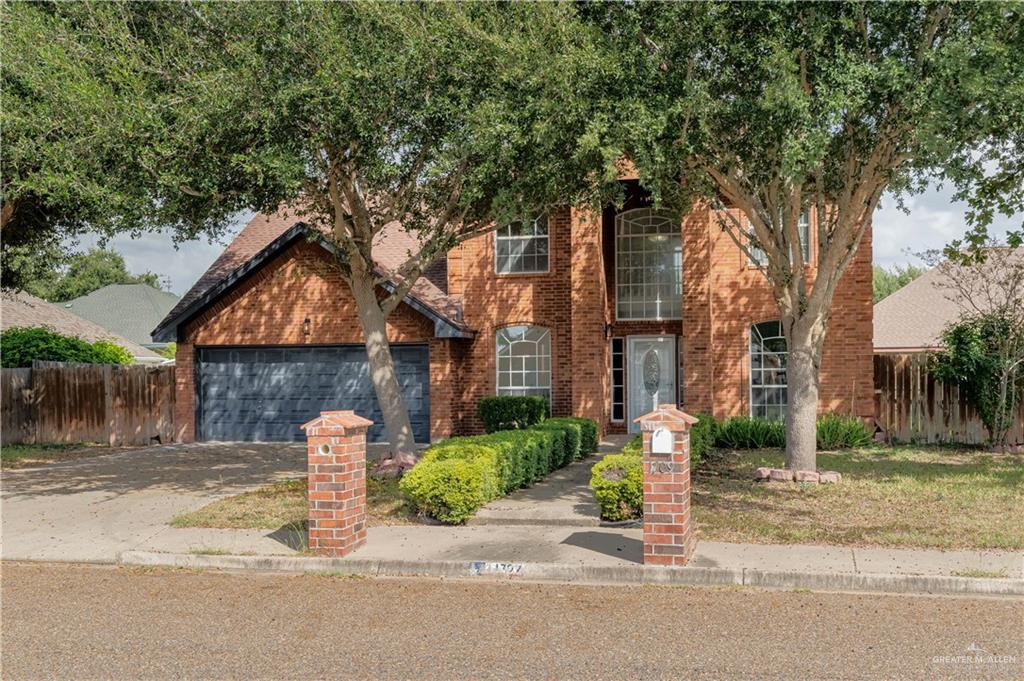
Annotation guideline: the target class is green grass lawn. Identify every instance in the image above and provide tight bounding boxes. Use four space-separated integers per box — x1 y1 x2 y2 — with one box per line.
170 469 417 530
693 446 1024 550
0 442 109 468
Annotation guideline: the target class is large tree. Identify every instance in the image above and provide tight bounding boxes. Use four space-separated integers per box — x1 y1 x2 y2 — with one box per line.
3 2 602 463
22 247 162 302
584 1 1024 470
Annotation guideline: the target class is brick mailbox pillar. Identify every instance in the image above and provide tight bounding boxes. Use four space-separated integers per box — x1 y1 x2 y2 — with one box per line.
635 404 699 566
301 410 372 557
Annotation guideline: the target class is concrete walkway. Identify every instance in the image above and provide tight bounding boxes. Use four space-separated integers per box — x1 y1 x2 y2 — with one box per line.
468 434 632 527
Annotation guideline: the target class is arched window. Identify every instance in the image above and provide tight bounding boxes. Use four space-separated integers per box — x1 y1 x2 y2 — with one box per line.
496 325 551 400
615 208 682 320
750 321 787 421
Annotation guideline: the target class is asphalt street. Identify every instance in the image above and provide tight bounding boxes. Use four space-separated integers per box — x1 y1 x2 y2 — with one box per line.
2 562 1022 680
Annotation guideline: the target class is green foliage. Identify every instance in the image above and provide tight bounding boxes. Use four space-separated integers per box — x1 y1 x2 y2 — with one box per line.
714 415 874 450
622 434 643 455
0 327 132 367
689 412 718 468
816 414 874 450
715 417 787 450
933 314 1024 446
590 454 643 522
21 248 163 302
476 396 549 433
157 342 177 360
400 418 598 524
873 264 926 303
548 416 599 455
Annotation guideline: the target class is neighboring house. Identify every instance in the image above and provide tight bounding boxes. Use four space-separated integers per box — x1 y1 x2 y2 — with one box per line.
63 283 180 351
873 249 1023 353
1 290 162 362
154 182 873 444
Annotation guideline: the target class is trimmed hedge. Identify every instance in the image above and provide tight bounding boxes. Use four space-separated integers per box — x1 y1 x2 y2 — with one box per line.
400 417 599 523
1 326 132 368
714 415 874 450
477 396 548 433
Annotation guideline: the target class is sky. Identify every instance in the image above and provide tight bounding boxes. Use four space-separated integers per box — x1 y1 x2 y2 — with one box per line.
81 184 1021 297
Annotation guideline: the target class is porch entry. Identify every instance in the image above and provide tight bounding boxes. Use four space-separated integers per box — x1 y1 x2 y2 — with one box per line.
626 335 677 433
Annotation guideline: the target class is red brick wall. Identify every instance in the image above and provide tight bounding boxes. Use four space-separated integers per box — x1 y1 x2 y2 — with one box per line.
699 207 874 421
449 207 575 433
173 241 454 442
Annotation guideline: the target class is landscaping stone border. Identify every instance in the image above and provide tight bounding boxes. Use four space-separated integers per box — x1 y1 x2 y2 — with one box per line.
118 550 1024 598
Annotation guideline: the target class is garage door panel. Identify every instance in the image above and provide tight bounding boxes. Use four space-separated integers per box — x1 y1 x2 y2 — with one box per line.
197 345 430 443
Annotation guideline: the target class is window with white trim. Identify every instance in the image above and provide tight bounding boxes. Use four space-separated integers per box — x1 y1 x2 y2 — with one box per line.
750 321 788 421
496 325 551 400
615 208 682 320
749 211 810 265
495 214 549 274
610 337 625 422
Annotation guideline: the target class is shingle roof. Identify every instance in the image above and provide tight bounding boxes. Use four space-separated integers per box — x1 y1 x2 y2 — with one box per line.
1 290 161 359
157 209 466 339
873 248 1024 351
63 284 180 348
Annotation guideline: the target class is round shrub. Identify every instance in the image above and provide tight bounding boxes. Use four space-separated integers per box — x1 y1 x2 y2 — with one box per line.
590 453 643 521
476 396 548 432
399 457 493 524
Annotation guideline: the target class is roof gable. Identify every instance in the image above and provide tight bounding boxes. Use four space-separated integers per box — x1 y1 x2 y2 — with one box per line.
153 212 471 342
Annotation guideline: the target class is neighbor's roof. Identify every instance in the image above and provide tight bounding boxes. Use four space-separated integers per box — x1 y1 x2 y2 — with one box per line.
1 290 161 359
154 209 467 342
873 248 1023 352
63 283 180 348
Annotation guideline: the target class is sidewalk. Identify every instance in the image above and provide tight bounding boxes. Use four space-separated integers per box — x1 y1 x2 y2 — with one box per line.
126 523 1024 596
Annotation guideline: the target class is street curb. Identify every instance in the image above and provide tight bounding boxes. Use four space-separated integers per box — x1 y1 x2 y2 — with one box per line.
117 551 1024 596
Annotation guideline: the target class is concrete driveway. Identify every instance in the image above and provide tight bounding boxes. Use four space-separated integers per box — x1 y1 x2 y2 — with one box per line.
1 443 306 563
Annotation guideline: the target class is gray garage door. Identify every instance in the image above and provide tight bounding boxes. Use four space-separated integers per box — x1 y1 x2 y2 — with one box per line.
196 345 430 443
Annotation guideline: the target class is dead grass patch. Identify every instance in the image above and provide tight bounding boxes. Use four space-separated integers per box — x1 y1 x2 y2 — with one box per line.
171 468 418 530
692 446 1024 550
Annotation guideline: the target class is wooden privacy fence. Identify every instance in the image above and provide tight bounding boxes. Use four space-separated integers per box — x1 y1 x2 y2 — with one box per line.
1 361 175 446
874 353 1023 445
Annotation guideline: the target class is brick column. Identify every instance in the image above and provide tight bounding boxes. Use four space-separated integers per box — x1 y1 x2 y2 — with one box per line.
301 410 372 557
569 206 609 430
636 404 698 566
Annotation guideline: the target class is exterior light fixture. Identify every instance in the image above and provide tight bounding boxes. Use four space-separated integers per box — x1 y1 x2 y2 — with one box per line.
303 317 311 336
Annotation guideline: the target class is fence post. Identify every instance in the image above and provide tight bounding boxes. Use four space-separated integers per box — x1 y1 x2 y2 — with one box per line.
636 404 698 567
301 410 372 557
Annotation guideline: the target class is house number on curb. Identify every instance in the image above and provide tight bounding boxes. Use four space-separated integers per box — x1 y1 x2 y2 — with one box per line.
649 461 675 474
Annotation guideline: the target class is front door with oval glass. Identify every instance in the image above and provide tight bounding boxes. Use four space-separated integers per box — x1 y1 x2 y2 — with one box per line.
626 335 677 433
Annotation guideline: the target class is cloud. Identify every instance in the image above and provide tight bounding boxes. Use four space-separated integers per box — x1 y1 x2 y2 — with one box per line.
873 184 1021 268
74 212 252 296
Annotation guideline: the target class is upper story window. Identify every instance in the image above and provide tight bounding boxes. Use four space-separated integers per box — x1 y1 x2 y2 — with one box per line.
750 320 787 421
615 208 682 320
496 325 551 401
749 211 810 266
495 214 548 274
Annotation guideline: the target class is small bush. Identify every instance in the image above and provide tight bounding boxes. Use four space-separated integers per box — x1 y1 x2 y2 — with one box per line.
0 326 132 368
477 396 548 433
401 417 599 523
622 434 642 455
715 416 786 449
590 453 643 521
689 412 717 468
547 416 598 454
816 414 873 450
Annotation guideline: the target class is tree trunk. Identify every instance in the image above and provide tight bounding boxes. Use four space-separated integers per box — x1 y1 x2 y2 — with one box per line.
347 270 418 463
783 319 821 471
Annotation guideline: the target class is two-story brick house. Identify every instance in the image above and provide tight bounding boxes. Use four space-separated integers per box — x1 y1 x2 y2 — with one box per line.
154 181 873 443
